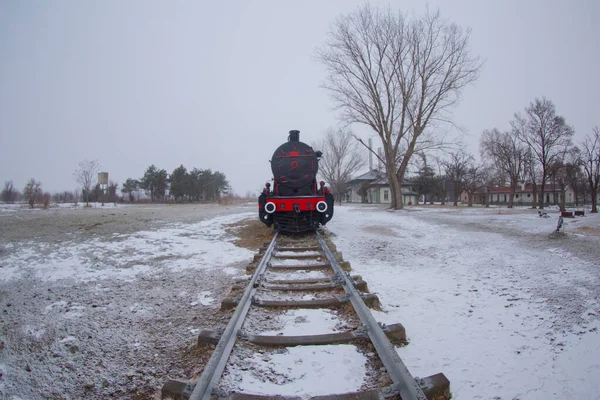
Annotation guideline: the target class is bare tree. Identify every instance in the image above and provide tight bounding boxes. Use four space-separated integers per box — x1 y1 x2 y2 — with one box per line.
41 192 51 209
522 148 539 209
74 159 100 206
52 190 77 204
478 164 502 208
443 150 473 206
581 126 600 213
2 181 18 203
512 98 574 209
23 178 42 208
463 163 486 206
316 5 481 209
316 128 365 204
480 128 525 208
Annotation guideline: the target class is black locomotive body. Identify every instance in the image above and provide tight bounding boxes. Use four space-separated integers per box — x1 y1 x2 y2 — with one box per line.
258 130 334 233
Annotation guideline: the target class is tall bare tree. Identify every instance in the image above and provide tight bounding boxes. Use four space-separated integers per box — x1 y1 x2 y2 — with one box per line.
443 150 473 206
563 154 585 207
316 128 365 204
480 128 525 208
522 148 539 209
548 160 570 212
74 159 100 206
479 164 503 208
23 178 42 208
581 126 600 213
512 98 574 209
316 5 481 209
463 163 486 206
2 181 17 203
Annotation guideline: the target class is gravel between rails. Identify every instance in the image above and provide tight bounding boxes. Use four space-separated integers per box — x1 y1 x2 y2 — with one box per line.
0 203 257 400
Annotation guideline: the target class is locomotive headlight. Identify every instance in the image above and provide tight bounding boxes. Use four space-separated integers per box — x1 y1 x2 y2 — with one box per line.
265 202 277 214
316 201 328 213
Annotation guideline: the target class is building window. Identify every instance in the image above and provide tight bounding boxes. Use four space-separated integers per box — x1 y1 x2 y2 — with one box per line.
384 190 389 201
516 194 519 198
527 193 531 198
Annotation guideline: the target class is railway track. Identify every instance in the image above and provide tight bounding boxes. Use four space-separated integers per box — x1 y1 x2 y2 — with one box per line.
162 231 449 400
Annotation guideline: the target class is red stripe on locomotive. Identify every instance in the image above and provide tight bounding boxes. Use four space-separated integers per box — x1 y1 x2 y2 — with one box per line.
263 197 326 212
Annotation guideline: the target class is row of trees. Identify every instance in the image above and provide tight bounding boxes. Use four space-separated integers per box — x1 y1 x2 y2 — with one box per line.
2 179 51 208
478 98 598 212
315 97 598 213
1 178 118 208
409 98 599 213
2 160 231 206
72 160 230 204
316 5 598 213
121 165 230 202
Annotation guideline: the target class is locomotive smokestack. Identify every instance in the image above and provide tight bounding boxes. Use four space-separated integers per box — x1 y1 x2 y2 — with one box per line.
288 130 300 142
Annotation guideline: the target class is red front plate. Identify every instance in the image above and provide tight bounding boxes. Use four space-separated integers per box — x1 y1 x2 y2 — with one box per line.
259 197 326 212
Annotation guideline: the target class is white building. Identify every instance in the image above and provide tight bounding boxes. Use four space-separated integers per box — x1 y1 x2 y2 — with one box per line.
345 170 419 205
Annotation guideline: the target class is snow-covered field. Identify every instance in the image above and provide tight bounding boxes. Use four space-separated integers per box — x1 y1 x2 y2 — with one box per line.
0 202 599 399
327 204 600 400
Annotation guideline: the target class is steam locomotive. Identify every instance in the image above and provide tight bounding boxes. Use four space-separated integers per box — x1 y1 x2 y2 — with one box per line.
258 130 334 233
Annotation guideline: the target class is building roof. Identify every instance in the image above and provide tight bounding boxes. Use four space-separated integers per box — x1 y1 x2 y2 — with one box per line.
346 169 385 184
346 169 418 189
473 184 571 194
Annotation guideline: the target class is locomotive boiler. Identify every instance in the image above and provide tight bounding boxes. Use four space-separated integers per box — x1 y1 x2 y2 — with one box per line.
258 130 334 232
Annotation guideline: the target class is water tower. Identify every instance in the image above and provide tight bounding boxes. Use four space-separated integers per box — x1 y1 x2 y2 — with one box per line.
98 172 108 205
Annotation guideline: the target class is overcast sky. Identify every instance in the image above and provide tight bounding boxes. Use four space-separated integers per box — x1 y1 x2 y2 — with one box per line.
1 0 598 196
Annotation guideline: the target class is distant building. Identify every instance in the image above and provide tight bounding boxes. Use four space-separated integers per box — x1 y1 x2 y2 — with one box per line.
463 183 576 206
345 170 419 205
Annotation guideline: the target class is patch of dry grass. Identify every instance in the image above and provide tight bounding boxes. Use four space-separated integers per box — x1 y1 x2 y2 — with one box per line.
573 225 600 237
360 225 398 237
225 218 274 250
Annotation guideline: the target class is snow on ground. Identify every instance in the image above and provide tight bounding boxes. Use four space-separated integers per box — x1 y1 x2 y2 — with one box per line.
1 202 599 399
253 309 343 336
326 204 600 400
270 258 325 266
0 202 127 214
223 345 367 397
0 204 256 399
1 212 254 283
265 269 331 281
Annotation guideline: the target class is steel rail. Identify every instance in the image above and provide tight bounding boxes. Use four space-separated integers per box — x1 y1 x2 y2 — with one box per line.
189 232 279 400
316 231 427 400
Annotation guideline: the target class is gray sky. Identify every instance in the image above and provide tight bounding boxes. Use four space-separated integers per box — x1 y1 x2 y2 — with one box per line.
1 0 598 196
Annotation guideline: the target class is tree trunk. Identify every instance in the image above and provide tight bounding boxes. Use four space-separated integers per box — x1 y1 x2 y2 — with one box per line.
467 193 473 206
531 184 538 209
508 182 517 208
386 151 402 209
453 182 459 206
559 182 566 212
591 187 598 213
485 187 490 208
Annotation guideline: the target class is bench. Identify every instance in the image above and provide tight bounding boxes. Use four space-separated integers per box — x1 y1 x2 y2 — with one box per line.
561 211 574 218
574 210 585 216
